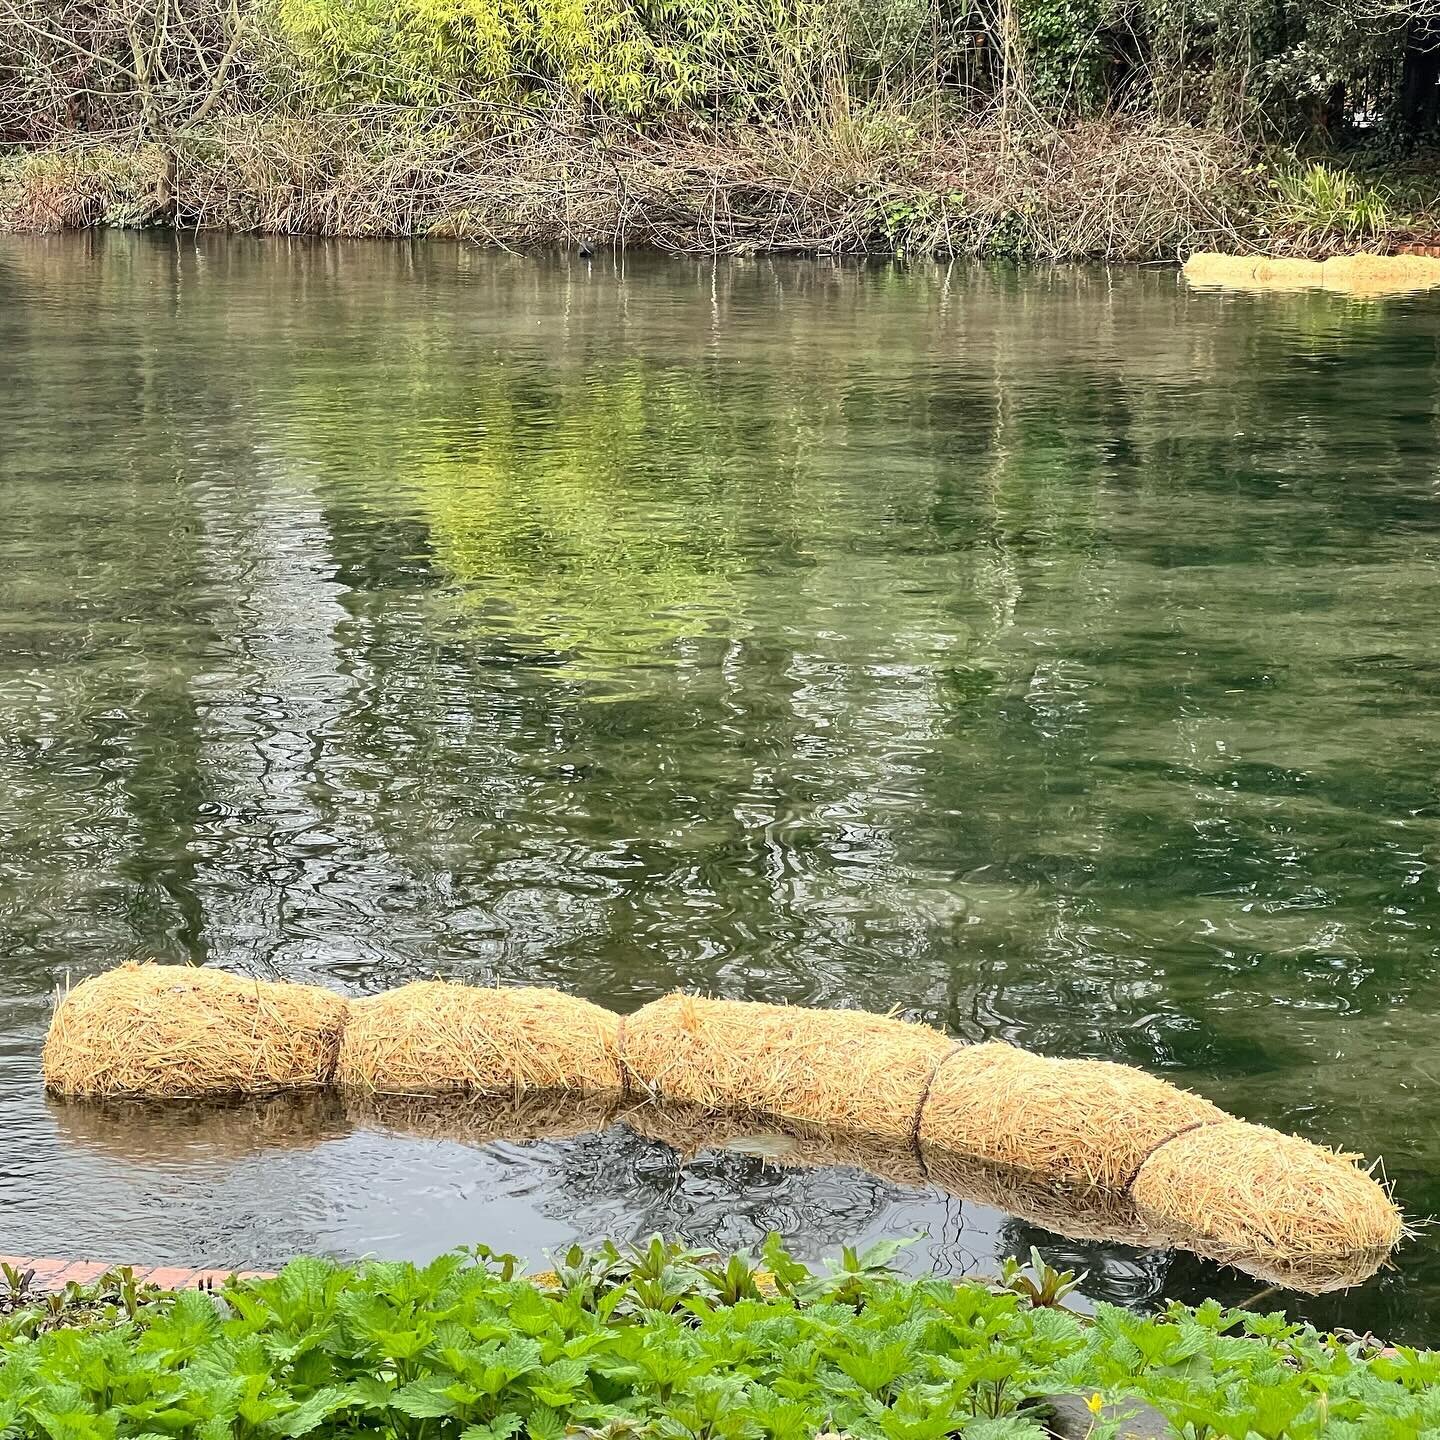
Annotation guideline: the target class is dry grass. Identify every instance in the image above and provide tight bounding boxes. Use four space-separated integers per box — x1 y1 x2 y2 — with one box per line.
336 980 624 1096
622 1098 930 1188
621 992 952 1141
1131 1119 1405 1270
347 1087 620 1144
1 110 1250 259
918 1042 1225 1190
924 1149 1162 1246
47 1090 350 1161
42 962 349 1099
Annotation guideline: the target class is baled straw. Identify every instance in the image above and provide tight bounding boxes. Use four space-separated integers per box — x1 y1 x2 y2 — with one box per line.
42 962 349 1099
919 1042 1224 1190
337 980 624 1096
623 1099 929 1188
1248 258 1325 289
620 992 952 1141
1182 253 1259 286
924 1148 1162 1247
1321 253 1440 295
1130 1119 1405 1271
48 1090 350 1163
349 1088 620 1145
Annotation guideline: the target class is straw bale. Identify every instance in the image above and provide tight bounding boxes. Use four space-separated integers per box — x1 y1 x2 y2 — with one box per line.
1130 1119 1404 1268
620 993 953 1140
1321 253 1440 295
918 1042 1225 1190
622 1099 929 1188
337 980 624 1096
48 1091 350 1162
1182 253 1259 287
43 962 349 1098
1248 258 1325 289
924 1148 1162 1246
348 1088 620 1145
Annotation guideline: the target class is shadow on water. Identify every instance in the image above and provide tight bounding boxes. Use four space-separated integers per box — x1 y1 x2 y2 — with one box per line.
2 232 1438 1336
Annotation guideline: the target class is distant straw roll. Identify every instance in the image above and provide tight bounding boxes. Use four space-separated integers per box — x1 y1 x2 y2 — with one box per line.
1130 1119 1404 1270
337 980 624 1096
918 1042 1225 1190
1248 258 1325 289
620 993 952 1140
1321 253 1440 294
42 963 348 1099
1182 253 1259 286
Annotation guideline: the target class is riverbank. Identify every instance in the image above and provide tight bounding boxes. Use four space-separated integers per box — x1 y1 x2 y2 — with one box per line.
4 112 1435 260
0 1241 1429 1438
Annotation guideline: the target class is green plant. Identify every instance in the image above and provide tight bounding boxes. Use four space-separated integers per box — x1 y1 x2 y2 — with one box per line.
0 1241 1438 1440
1263 161 1395 247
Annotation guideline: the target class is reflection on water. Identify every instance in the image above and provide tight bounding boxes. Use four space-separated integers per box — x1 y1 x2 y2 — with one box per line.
1 234 1438 1336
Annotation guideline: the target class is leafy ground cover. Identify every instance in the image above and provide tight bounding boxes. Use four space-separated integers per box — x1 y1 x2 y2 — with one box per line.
1 1238 1437 1440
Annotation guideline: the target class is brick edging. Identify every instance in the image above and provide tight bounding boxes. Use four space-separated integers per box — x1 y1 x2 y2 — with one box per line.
0 1254 275 1294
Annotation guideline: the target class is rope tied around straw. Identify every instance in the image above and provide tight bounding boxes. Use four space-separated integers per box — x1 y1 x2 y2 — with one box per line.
910 1039 969 1182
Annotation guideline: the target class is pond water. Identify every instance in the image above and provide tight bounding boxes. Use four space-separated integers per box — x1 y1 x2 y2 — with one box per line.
2 232 1439 1339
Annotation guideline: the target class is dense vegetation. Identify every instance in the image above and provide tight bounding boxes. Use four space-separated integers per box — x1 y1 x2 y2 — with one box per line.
1 0 1437 251
5 1239 1440 1440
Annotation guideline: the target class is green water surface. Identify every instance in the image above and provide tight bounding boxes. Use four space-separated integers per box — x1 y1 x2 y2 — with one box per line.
1 233 1437 1337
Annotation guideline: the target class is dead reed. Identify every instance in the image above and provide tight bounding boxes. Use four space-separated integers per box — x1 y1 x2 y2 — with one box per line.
2 109 1251 260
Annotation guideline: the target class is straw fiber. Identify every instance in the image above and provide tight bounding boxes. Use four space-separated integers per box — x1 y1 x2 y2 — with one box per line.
620 992 952 1140
1131 1119 1404 1269
919 1041 1224 1190
43 963 348 1098
337 980 624 1095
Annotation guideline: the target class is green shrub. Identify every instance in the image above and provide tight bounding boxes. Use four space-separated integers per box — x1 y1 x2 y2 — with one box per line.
2 1238 1440 1440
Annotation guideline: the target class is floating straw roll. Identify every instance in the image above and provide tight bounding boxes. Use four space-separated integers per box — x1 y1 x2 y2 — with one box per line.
348 1088 621 1145
623 1099 931 1189
337 980 625 1096
1182 253 1259 286
42 963 349 1099
918 1042 1225 1191
1130 1120 1404 1276
619 993 953 1141
1248 258 1325 289
1321 253 1440 294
